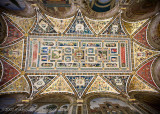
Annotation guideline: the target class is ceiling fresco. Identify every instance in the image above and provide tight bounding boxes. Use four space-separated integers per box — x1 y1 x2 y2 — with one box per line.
0 8 160 100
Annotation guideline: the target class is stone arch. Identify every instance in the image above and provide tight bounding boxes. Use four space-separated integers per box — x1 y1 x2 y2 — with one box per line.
151 57 160 88
37 0 120 19
0 0 36 18
88 0 118 13
83 93 139 114
0 15 7 44
36 0 77 18
0 93 29 102
122 0 160 21
0 93 29 113
147 13 160 50
83 93 128 104
33 93 76 104
82 0 120 19
28 93 77 114
128 91 160 113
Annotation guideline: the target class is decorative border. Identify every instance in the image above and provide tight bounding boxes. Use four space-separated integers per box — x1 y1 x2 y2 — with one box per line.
65 10 94 36
0 39 24 69
28 75 56 97
122 18 149 35
40 76 74 94
66 75 94 98
0 15 24 45
133 42 160 69
0 75 30 94
104 75 130 94
25 36 132 73
86 76 120 94
3 12 36 33
128 75 157 93
101 13 127 36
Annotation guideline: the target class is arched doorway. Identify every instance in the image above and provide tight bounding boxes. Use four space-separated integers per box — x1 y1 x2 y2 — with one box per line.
27 94 77 114
83 93 141 114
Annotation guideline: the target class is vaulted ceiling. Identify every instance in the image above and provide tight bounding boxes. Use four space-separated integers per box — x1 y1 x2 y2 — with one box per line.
0 0 160 112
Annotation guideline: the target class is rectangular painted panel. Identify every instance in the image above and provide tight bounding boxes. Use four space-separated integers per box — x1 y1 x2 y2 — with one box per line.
26 36 132 73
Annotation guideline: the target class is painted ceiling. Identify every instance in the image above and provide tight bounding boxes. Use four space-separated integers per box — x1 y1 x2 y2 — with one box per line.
0 8 159 99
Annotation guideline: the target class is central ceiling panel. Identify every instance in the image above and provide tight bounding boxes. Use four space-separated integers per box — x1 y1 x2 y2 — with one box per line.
26 36 131 73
